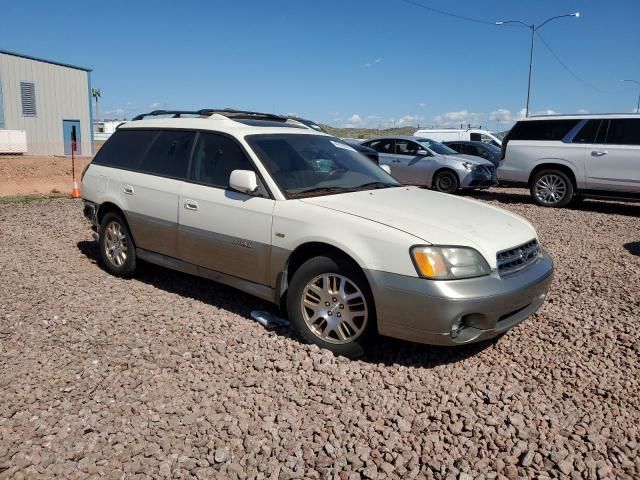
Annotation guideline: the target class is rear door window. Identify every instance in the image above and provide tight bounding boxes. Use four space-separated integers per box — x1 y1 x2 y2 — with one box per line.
604 119 640 145
509 120 580 141
138 130 195 179
395 140 420 155
572 120 602 143
92 129 157 169
189 132 254 189
365 139 395 154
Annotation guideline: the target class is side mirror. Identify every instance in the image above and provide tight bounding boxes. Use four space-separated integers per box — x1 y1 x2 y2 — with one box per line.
380 164 391 174
230 170 258 194
416 149 429 156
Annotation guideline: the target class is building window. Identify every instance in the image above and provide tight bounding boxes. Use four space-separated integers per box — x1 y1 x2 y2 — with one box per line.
20 81 37 117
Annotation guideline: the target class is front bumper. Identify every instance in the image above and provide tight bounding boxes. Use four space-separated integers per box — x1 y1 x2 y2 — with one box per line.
460 168 498 189
365 250 554 346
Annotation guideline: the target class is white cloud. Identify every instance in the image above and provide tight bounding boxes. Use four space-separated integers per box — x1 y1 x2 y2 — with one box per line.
364 58 382 68
577 109 590 114
397 115 424 125
286 112 298 117
104 108 125 117
345 113 364 127
432 110 482 127
489 108 512 122
418 102 426 108
149 102 162 109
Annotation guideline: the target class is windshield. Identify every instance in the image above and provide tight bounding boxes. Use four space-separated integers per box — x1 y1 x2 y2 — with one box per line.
416 138 459 155
485 143 501 154
246 134 400 198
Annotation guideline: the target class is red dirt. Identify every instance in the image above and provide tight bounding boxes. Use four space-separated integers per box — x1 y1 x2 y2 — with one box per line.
0 155 92 196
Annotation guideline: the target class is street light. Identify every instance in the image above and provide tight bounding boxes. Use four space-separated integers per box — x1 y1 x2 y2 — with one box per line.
496 12 580 117
621 79 640 112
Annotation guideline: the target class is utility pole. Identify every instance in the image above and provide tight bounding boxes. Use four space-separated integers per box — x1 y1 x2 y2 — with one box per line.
496 12 580 117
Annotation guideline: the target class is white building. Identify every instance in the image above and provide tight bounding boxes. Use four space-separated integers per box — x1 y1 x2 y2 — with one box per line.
0 49 93 155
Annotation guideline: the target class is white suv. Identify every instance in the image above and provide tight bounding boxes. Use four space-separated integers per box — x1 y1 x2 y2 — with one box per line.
499 114 640 207
82 109 553 357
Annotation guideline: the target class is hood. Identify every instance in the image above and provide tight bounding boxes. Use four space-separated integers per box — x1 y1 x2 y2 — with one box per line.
441 153 494 167
300 187 536 267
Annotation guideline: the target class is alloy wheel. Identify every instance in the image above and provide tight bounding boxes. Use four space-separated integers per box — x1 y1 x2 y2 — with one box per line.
534 174 567 205
300 273 368 344
104 221 128 267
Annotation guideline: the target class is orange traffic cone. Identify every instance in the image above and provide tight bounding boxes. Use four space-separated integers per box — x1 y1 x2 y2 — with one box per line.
71 181 81 199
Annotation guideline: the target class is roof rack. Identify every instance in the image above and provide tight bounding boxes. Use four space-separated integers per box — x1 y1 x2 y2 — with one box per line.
131 108 287 121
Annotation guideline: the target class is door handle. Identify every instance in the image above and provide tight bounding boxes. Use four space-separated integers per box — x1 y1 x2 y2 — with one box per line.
123 185 134 195
591 150 608 157
184 200 199 211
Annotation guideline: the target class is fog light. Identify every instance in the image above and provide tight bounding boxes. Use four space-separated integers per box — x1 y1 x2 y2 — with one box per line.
450 319 464 339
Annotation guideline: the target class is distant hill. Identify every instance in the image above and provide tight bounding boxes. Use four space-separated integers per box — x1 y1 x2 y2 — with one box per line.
319 124 417 139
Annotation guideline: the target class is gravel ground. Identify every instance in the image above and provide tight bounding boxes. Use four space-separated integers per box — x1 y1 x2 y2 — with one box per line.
1 188 639 479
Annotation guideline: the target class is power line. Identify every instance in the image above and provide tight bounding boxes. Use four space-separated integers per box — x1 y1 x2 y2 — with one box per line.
535 31 621 95
399 0 495 25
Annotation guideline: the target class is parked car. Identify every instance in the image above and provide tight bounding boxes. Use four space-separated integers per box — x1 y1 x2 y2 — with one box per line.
361 136 497 193
444 140 501 167
498 114 640 207
286 116 379 164
82 108 553 357
414 128 503 147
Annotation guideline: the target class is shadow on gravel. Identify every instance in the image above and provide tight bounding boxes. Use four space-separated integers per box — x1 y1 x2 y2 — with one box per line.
624 242 640 257
465 189 640 218
77 240 492 368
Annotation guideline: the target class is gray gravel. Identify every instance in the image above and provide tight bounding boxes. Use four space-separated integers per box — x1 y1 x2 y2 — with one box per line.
1 188 639 479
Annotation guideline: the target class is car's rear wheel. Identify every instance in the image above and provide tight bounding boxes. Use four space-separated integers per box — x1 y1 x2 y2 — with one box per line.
99 212 137 277
433 170 460 193
287 256 376 358
531 169 574 207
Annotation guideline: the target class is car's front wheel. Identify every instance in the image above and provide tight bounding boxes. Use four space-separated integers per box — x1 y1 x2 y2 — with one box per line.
98 212 137 277
287 256 376 358
432 170 460 193
530 169 574 207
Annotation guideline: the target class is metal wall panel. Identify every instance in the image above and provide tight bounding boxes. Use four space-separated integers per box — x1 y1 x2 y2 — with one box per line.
0 52 92 156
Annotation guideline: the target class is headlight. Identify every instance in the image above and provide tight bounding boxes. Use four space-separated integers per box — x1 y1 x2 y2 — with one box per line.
410 246 491 279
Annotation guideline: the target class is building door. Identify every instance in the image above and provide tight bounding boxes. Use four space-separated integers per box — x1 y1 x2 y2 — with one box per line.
63 120 81 155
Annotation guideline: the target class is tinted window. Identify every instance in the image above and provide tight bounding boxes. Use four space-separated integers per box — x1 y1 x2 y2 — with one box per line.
92 129 157 169
138 130 195 178
365 139 395 154
509 120 580 141
189 133 253 188
470 133 481 142
605 119 640 145
395 140 420 155
573 120 602 143
446 143 462 153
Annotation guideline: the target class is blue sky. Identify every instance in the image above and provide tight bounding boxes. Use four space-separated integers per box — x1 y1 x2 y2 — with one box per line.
2 0 639 130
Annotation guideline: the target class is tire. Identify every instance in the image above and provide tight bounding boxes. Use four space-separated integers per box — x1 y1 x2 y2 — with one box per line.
98 211 137 278
286 256 376 358
432 170 460 193
530 169 574 208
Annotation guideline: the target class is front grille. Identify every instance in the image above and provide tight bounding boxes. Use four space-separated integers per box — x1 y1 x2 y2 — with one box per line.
474 164 495 176
497 239 540 276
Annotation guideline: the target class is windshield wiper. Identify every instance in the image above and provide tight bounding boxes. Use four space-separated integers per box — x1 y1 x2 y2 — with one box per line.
353 181 399 191
287 186 354 199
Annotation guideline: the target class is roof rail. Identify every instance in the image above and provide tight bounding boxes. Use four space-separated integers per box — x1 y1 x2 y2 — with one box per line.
131 108 287 122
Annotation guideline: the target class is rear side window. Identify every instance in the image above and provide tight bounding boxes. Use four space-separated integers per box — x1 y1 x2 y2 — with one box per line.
189 133 253 188
365 139 395 153
573 120 602 143
138 130 195 179
92 129 157 169
509 120 580 141
605 119 640 145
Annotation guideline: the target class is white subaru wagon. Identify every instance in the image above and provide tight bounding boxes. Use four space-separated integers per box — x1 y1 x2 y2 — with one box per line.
82 109 554 357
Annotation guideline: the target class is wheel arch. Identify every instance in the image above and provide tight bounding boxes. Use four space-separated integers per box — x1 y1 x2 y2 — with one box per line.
528 163 578 189
277 241 374 314
97 201 126 225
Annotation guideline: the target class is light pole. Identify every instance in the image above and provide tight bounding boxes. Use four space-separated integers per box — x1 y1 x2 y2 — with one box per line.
496 12 580 117
621 79 640 112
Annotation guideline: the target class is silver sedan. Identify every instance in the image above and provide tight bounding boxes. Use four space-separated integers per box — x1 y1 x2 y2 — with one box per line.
361 136 497 193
